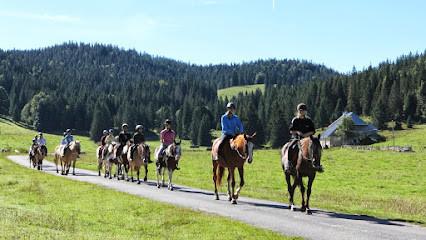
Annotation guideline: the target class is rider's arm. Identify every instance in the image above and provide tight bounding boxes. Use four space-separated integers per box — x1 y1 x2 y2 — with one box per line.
236 116 243 134
160 130 164 142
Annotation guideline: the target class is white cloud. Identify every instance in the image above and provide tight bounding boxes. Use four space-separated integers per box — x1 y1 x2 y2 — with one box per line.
0 11 81 23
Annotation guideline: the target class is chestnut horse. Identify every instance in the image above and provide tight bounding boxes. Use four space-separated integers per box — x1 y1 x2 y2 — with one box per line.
155 140 181 190
127 143 150 184
211 133 256 204
54 141 81 175
281 135 323 214
113 142 130 180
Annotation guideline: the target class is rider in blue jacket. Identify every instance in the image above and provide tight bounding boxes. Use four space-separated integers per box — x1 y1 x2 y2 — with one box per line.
214 102 243 160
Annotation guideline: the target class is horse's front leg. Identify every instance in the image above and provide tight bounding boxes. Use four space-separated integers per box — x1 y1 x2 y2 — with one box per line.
230 168 237 204
235 167 244 199
168 169 173 191
289 175 297 211
116 163 120 180
144 165 148 182
161 167 165 187
227 169 232 201
299 177 306 212
137 168 141 184
306 174 316 215
212 160 219 200
72 159 76 175
156 163 160 187
109 162 113 179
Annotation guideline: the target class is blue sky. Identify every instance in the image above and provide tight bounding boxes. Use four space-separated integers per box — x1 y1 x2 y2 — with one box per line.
0 0 425 73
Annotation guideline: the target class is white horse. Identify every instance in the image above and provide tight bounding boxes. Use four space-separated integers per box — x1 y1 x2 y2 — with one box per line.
155 140 181 190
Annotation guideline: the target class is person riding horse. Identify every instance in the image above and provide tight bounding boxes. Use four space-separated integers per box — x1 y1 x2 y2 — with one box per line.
37 132 47 154
102 129 116 159
29 134 39 157
117 123 131 155
99 129 108 156
214 102 243 161
61 129 74 157
129 125 151 162
284 103 323 173
157 119 179 170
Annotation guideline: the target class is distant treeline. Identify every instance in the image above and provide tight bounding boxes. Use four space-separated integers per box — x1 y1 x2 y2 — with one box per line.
0 42 424 147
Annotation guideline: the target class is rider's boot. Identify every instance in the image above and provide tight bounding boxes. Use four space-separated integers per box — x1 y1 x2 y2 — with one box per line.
175 161 180 170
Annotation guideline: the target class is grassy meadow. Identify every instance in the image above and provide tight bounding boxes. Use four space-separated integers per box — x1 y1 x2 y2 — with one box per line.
217 84 265 100
1 116 425 224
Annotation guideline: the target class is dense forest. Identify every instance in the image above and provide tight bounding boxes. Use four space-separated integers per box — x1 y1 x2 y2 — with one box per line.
0 42 424 147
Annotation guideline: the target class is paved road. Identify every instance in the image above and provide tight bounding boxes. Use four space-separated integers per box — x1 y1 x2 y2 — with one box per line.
7 155 425 240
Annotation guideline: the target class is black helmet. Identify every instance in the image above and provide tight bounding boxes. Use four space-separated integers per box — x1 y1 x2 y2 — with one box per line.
66 129 72 133
164 119 172 125
226 102 236 108
135 125 144 130
39 132 43 136
297 103 307 111
122 123 128 128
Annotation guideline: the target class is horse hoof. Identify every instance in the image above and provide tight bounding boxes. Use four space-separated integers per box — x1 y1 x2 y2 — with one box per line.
215 196 219 200
72 173 75 175
307 209 312 215
144 177 147 182
137 181 141 184
127 178 130 182
157 185 161 188
232 200 237 204
301 206 306 212
98 173 101 176
109 176 112 179
169 187 174 191
290 205 295 211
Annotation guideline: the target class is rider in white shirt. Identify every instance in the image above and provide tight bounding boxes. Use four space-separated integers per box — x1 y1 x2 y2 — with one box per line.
37 132 47 146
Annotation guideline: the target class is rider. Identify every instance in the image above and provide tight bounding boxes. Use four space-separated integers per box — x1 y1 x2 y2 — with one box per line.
117 123 132 156
285 103 322 172
60 132 67 145
37 132 47 154
158 119 179 170
99 129 108 156
102 129 115 159
129 125 151 162
62 129 74 157
214 102 243 161
29 135 39 157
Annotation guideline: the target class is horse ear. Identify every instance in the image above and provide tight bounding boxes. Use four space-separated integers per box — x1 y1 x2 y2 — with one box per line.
251 132 257 138
244 134 247 140
310 135 313 140
318 134 321 139
178 140 182 144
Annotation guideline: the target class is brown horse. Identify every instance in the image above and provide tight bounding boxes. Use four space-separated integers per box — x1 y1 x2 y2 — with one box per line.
54 141 81 175
127 143 150 184
113 142 130 180
30 145 47 170
211 133 256 204
281 135 322 214
155 140 182 190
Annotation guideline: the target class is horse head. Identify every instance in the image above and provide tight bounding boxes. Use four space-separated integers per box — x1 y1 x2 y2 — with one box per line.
142 144 151 163
71 141 81 154
169 140 182 162
309 134 322 168
242 133 256 163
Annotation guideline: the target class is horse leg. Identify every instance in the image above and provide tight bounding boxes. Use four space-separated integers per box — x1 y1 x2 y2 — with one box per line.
230 168 237 204
109 162 113 179
137 168 140 184
161 167 165 187
306 174 316 215
235 167 244 199
72 160 76 175
289 175 298 211
144 165 148 182
130 167 133 182
168 169 173 191
156 164 160 187
97 158 102 176
212 160 219 200
227 170 232 201
299 177 306 212
124 164 129 181
116 163 120 180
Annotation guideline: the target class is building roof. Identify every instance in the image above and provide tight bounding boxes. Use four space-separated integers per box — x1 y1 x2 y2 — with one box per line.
321 112 376 139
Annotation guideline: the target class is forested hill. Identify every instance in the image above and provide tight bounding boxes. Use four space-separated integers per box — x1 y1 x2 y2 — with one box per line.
0 42 424 147
0 42 336 140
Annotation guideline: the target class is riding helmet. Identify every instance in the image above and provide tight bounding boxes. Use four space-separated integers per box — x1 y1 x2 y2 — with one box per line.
297 103 307 111
164 119 172 125
39 132 43 136
103 130 108 135
226 102 236 108
109 129 114 133
135 125 144 130
122 123 128 128
66 129 71 133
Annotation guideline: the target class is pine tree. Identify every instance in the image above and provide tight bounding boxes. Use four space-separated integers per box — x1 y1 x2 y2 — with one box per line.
0 86 9 114
268 102 289 149
90 102 113 141
197 114 211 146
371 98 387 129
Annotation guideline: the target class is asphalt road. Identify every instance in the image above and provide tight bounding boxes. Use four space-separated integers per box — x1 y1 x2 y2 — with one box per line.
7 155 425 240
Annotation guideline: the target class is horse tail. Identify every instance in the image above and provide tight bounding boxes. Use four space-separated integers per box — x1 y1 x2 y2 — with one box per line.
217 166 225 186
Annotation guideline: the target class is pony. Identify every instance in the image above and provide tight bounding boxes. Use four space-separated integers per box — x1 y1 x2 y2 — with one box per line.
54 141 81 175
281 135 323 214
30 145 47 170
113 142 130 180
211 133 256 204
127 143 150 184
103 144 119 179
155 140 182 190
95 146 104 176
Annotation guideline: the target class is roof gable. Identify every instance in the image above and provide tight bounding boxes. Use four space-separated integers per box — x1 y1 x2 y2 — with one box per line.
321 112 376 139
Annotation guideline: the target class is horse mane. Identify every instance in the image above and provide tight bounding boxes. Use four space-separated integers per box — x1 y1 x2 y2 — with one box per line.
231 135 245 149
300 137 312 159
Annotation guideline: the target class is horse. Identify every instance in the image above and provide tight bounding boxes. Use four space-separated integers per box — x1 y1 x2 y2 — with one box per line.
155 140 182 190
95 146 104 176
127 143 150 184
54 141 81 175
211 133 256 204
113 142 130 180
281 135 323 215
30 145 47 170
103 144 119 179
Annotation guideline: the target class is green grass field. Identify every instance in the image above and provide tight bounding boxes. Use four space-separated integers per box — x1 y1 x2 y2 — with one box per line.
217 84 265 100
1 116 425 224
0 155 295 239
